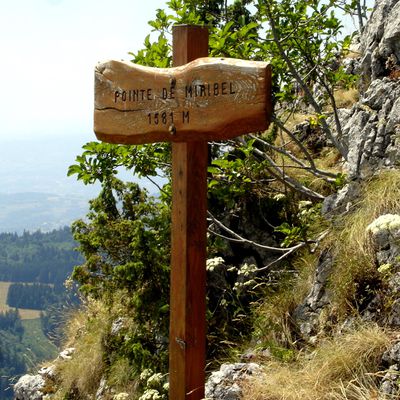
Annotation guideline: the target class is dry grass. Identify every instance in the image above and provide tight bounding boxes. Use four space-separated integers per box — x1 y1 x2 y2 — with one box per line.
50 294 141 399
329 169 400 315
244 170 400 400
254 252 317 348
334 88 359 109
281 112 314 132
242 325 393 400
54 298 108 397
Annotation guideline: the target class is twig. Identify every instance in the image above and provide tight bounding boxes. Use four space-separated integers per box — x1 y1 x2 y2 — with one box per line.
208 211 298 253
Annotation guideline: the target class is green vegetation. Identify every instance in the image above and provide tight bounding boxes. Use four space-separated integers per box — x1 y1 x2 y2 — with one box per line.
7 283 58 310
0 227 81 398
72 180 171 375
0 311 57 399
0 226 82 285
21 319 58 368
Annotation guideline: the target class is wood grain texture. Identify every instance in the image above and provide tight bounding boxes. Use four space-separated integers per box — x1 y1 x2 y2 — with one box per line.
169 25 208 400
94 57 271 144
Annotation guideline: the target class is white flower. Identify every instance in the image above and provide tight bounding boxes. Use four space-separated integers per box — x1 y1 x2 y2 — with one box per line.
147 373 163 388
366 214 400 235
206 257 224 271
140 369 153 382
139 389 163 400
273 193 286 201
237 263 257 276
114 393 129 400
298 200 312 209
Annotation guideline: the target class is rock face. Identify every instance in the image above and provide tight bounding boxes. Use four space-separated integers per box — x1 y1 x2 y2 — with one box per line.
14 375 45 400
360 0 400 81
333 0 400 179
301 0 400 344
293 250 334 339
380 341 400 395
340 79 400 178
205 363 260 400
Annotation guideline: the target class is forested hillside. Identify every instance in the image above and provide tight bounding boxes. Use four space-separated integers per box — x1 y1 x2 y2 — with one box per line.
0 310 26 396
0 227 80 399
0 227 82 285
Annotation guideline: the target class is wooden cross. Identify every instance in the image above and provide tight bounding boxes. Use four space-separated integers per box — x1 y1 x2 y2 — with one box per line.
94 24 271 400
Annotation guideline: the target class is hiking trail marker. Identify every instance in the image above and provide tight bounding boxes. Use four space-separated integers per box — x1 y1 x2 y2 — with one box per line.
94 25 271 400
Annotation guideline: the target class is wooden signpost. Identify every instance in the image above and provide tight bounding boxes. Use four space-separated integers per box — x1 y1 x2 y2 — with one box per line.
94 25 271 400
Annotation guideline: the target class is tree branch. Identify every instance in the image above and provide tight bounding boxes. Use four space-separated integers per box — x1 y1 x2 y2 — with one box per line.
207 211 298 253
234 138 325 200
264 4 347 160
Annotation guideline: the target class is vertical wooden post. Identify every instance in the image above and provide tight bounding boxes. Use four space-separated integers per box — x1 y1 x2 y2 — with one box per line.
169 25 209 400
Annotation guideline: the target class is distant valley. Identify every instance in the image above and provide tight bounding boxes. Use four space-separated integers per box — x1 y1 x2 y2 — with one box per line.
0 192 90 234
0 135 159 233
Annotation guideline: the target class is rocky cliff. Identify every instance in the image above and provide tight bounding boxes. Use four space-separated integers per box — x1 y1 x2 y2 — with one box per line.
292 0 400 396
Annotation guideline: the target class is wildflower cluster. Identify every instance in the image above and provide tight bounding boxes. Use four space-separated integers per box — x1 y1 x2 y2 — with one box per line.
138 369 169 400
366 214 400 235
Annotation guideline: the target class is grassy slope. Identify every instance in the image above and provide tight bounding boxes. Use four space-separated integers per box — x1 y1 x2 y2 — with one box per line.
21 319 58 370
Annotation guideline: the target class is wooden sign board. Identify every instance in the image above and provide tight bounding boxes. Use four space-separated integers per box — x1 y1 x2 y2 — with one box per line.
94 57 271 144
93 24 272 400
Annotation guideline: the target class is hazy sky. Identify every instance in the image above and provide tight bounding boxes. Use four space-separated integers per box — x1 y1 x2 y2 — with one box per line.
0 0 166 141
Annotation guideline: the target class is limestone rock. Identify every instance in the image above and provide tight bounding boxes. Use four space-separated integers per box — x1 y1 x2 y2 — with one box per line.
380 341 400 396
38 365 56 380
332 0 400 178
382 341 400 365
380 365 400 396
110 317 128 336
57 347 75 360
359 0 400 81
96 377 111 400
14 374 45 400
322 182 360 215
339 77 400 179
205 363 260 400
293 250 334 339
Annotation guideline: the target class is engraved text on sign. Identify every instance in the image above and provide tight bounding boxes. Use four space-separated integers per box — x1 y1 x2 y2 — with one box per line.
94 57 271 144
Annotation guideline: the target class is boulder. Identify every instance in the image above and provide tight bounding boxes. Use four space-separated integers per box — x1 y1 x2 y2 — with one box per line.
14 375 45 400
340 78 400 179
380 341 400 396
359 0 400 81
205 363 260 400
293 250 334 339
